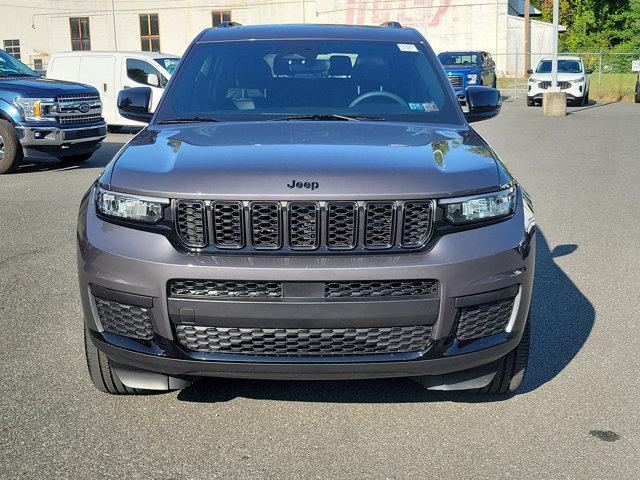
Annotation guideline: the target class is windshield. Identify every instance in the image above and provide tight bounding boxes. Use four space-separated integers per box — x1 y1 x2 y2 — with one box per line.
0 50 38 77
536 60 582 74
155 40 461 124
438 52 480 67
154 57 180 74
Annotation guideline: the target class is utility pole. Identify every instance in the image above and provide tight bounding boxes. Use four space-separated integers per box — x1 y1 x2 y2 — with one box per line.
524 0 530 75
111 0 118 51
551 0 559 88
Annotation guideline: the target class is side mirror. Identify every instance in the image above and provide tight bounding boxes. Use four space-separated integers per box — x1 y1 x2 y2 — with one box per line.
585 68 594 74
526 69 534 75
464 86 501 123
146 73 160 87
117 87 153 123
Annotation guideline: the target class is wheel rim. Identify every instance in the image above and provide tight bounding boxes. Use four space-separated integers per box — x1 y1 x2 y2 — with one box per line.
0 134 5 161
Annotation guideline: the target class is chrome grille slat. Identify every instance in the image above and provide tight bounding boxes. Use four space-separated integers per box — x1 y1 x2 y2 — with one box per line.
173 200 433 253
54 93 103 125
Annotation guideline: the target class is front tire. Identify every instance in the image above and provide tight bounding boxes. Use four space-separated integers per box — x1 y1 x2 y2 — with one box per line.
84 326 150 395
527 97 535 107
58 152 93 165
477 318 530 394
635 80 639 103
0 120 24 174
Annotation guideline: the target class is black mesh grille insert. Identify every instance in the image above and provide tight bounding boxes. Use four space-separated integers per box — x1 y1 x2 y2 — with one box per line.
456 297 514 341
289 202 319 249
325 280 438 299
176 201 206 247
212 202 243 248
402 201 432 247
173 200 433 253
95 297 154 340
169 279 283 298
327 202 357 249
364 202 394 248
251 202 281 249
175 325 433 355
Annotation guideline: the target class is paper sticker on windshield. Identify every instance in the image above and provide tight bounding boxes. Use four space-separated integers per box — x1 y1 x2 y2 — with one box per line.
409 102 439 112
397 43 418 52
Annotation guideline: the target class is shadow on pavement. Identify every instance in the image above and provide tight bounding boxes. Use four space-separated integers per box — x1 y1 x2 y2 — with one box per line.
14 141 127 174
177 228 594 404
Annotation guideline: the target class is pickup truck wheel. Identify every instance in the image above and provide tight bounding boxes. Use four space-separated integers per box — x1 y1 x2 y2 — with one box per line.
635 81 639 103
0 120 24 174
58 152 93 165
477 318 530 394
84 326 150 395
491 77 497 88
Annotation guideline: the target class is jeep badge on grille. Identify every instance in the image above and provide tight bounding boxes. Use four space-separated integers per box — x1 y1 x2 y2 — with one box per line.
287 179 319 190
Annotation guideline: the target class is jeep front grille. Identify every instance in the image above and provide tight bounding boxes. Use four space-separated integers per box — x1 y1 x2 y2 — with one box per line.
174 199 433 254
175 325 433 355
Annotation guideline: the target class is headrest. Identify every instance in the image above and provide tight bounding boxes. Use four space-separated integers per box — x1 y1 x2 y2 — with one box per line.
352 56 390 81
235 58 272 85
328 55 352 76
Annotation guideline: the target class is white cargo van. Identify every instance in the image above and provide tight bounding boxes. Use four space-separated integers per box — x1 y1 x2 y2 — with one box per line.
47 51 179 127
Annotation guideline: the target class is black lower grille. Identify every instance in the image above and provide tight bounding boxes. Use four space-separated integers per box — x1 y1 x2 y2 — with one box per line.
95 297 154 340
169 279 283 298
325 280 438 299
456 297 514 340
175 325 433 355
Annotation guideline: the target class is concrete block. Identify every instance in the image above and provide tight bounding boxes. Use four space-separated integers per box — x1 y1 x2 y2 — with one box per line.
543 92 567 117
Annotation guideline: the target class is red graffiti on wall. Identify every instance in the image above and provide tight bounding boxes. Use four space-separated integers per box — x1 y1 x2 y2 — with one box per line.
345 0 451 28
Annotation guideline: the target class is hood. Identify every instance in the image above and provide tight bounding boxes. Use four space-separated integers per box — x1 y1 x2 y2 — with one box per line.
442 65 480 75
0 76 98 98
108 122 502 199
530 72 584 82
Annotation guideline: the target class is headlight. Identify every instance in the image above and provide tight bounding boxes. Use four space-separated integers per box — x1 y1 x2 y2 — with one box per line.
441 187 516 225
528 77 536 83
96 187 167 224
466 74 478 84
14 97 55 121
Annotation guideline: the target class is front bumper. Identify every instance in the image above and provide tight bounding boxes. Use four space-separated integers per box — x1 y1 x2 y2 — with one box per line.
16 121 107 156
78 188 535 381
528 82 585 101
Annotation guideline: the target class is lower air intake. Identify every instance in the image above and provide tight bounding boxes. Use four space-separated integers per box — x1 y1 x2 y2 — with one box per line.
456 297 514 341
175 325 433 355
95 297 154 340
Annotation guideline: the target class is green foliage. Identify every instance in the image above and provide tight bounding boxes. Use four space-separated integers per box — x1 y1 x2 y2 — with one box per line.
535 0 640 53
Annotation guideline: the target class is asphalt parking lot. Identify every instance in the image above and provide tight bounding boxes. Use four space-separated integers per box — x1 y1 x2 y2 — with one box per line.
1 100 638 479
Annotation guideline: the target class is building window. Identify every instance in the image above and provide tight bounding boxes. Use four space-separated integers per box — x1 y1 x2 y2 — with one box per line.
140 14 160 52
69 17 91 51
212 11 231 27
32 58 43 71
3 40 20 60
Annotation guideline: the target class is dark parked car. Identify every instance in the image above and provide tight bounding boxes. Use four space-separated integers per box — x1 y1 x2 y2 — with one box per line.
79 23 535 396
438 51 497 100
0 49 106 174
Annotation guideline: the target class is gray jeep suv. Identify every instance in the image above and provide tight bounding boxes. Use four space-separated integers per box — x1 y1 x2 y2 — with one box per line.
79 23 535 396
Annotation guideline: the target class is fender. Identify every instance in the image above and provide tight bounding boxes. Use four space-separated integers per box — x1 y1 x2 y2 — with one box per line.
0 96 23 124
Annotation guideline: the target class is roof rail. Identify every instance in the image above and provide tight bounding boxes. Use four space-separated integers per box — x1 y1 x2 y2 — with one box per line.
379 21 403 28
217 21 242 28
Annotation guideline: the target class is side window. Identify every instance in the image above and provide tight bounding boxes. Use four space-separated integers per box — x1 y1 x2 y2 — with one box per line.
126 58 166 87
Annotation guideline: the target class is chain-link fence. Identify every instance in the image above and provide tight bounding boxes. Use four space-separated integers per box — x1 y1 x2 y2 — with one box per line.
492 51 640 102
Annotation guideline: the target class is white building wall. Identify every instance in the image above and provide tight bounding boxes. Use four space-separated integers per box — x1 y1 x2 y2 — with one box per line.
1 0 538 75
506 15 558 76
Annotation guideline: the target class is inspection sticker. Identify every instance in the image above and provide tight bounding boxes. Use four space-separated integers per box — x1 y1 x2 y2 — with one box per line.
409 102 439 112
397 43 418 52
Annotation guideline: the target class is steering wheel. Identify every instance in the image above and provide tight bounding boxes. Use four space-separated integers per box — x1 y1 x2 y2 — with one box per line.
349 90 408 108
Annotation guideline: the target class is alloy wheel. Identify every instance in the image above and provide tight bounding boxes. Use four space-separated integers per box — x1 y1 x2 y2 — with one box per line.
0 134 5 161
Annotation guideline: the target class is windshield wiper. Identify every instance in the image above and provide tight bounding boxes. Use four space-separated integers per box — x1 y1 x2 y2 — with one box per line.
271 114 385 122
157 116 222 124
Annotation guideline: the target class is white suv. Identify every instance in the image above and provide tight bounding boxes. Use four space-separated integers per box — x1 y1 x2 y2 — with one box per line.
527 56 591 106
